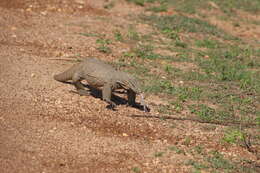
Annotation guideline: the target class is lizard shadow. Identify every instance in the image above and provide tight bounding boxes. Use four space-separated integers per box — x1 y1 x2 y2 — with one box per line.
86 85 147 111
63 81 146 111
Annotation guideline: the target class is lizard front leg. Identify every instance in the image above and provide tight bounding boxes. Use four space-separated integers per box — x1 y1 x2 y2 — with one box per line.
102 83 116 108
72 73 90 96
127 89 136 106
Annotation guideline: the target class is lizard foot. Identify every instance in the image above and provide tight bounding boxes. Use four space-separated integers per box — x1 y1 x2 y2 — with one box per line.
126 102 135 107
77 89 90 96
104 100 117 110
143 105 150 112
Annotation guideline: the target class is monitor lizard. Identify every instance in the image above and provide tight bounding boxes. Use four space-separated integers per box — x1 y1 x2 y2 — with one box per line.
54 58 148 111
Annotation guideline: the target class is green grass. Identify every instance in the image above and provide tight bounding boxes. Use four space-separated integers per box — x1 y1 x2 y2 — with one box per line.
206 151 235 170
127 0 260 14
184 150 259 172
185 159 209 170
169 101 184 113
182 71 210 81
195 39 220 49
104 1 115 9
136 13 259 126
213 0 260 14
154 151 164 157
189 104 216 121
193 145 204 155
144 79 203 101
222 128 245 144
121 3 260 165
96 38 111 45
78 32 101 37
146 4 168 13
126 0 146 6
168 146 185 154
175 40 188 48
132 167 141 173
96 38 112 54
142 15 236 40
134 44 161 59
126 0 158 6
188 104 236 122
114 30 124 41
196 46 260 93
97 45 112 54
257 113 260 125
127 27 141 41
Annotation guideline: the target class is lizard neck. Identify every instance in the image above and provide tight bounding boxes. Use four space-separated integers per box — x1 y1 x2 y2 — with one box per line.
115 71 141 94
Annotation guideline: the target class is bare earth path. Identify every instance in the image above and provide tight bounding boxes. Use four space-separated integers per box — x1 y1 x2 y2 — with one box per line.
0 1 258 173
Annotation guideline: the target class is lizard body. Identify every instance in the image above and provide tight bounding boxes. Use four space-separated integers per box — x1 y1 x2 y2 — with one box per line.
54 58 145 109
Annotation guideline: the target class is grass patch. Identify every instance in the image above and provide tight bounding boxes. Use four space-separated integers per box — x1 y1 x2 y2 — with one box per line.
142 15 236 40
256 113 260 126
132 167 141 173
154 151 164 157
114 30 124 41
196 46 260 93
134 44 161 59
185 159 209 170
157 104 172 114
222 128 245 144
124 0 259 133
96 38 111 45
128 0 260 14
213 0 260 14
172 0 260 14
164 64 181 74
189 104 215 121
175 40 188 48
189 104 236 122
127 27 141 41
119 1 260 172
143 79 172 94
146 4 168 13
169 101 184 113
144 78 203 101
206 151 235 170
78 32 101 37
126 0 146 6
169 146 185 154
104 1 115 9
195 39 220 49
193 145 204 155
182 71 210 81
96 38 112 54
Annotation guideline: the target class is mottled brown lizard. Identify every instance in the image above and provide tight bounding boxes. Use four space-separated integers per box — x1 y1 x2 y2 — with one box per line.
54 58 148 111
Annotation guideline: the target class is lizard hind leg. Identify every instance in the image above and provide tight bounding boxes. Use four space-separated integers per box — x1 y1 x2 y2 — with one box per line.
72 74 90 96
75 81 90 96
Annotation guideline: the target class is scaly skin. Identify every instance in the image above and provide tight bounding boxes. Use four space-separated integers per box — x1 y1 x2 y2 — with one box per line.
54 58 142 108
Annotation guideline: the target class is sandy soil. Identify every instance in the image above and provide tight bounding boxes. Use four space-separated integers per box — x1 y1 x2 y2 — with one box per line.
0 1 259 172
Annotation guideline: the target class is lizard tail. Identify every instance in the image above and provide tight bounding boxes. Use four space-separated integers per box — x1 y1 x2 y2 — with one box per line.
53 64 79 82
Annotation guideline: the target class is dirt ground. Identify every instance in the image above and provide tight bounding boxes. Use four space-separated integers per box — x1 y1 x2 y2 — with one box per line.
0 1 259 173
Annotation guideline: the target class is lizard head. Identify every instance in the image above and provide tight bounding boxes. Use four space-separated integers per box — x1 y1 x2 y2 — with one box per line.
117 72 142 94
117 72 150 112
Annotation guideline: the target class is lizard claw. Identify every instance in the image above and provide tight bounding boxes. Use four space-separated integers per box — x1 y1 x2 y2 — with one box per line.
110 101 116 108
104 99 117 110
108 103 117 110
143 105 150 112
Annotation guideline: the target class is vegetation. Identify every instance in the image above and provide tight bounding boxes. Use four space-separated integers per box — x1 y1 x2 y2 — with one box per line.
117 1 260 171
119 0 260 128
